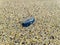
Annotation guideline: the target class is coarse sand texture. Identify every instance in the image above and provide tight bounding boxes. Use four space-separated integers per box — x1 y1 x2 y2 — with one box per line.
0 0 60 45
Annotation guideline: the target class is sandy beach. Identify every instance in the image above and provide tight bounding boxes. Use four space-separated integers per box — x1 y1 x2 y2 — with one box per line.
0 0 60 45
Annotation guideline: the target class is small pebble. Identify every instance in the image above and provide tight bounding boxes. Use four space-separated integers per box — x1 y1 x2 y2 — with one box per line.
50 36 54 39
22 17 35 27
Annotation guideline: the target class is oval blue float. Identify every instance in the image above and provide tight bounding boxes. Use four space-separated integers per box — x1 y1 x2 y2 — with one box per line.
22 17 35 27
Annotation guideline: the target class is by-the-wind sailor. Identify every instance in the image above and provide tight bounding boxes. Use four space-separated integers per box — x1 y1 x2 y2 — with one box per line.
22 17 35 27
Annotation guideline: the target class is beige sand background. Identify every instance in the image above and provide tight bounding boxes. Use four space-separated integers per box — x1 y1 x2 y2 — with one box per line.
0 0 60 45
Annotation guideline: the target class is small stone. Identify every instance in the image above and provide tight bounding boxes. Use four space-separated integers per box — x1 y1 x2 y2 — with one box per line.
50 36 54 39
22 17 35 27
43 44 46 45
22 42 25 44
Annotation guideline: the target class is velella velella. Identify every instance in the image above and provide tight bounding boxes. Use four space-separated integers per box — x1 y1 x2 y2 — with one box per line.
22 17 35 27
